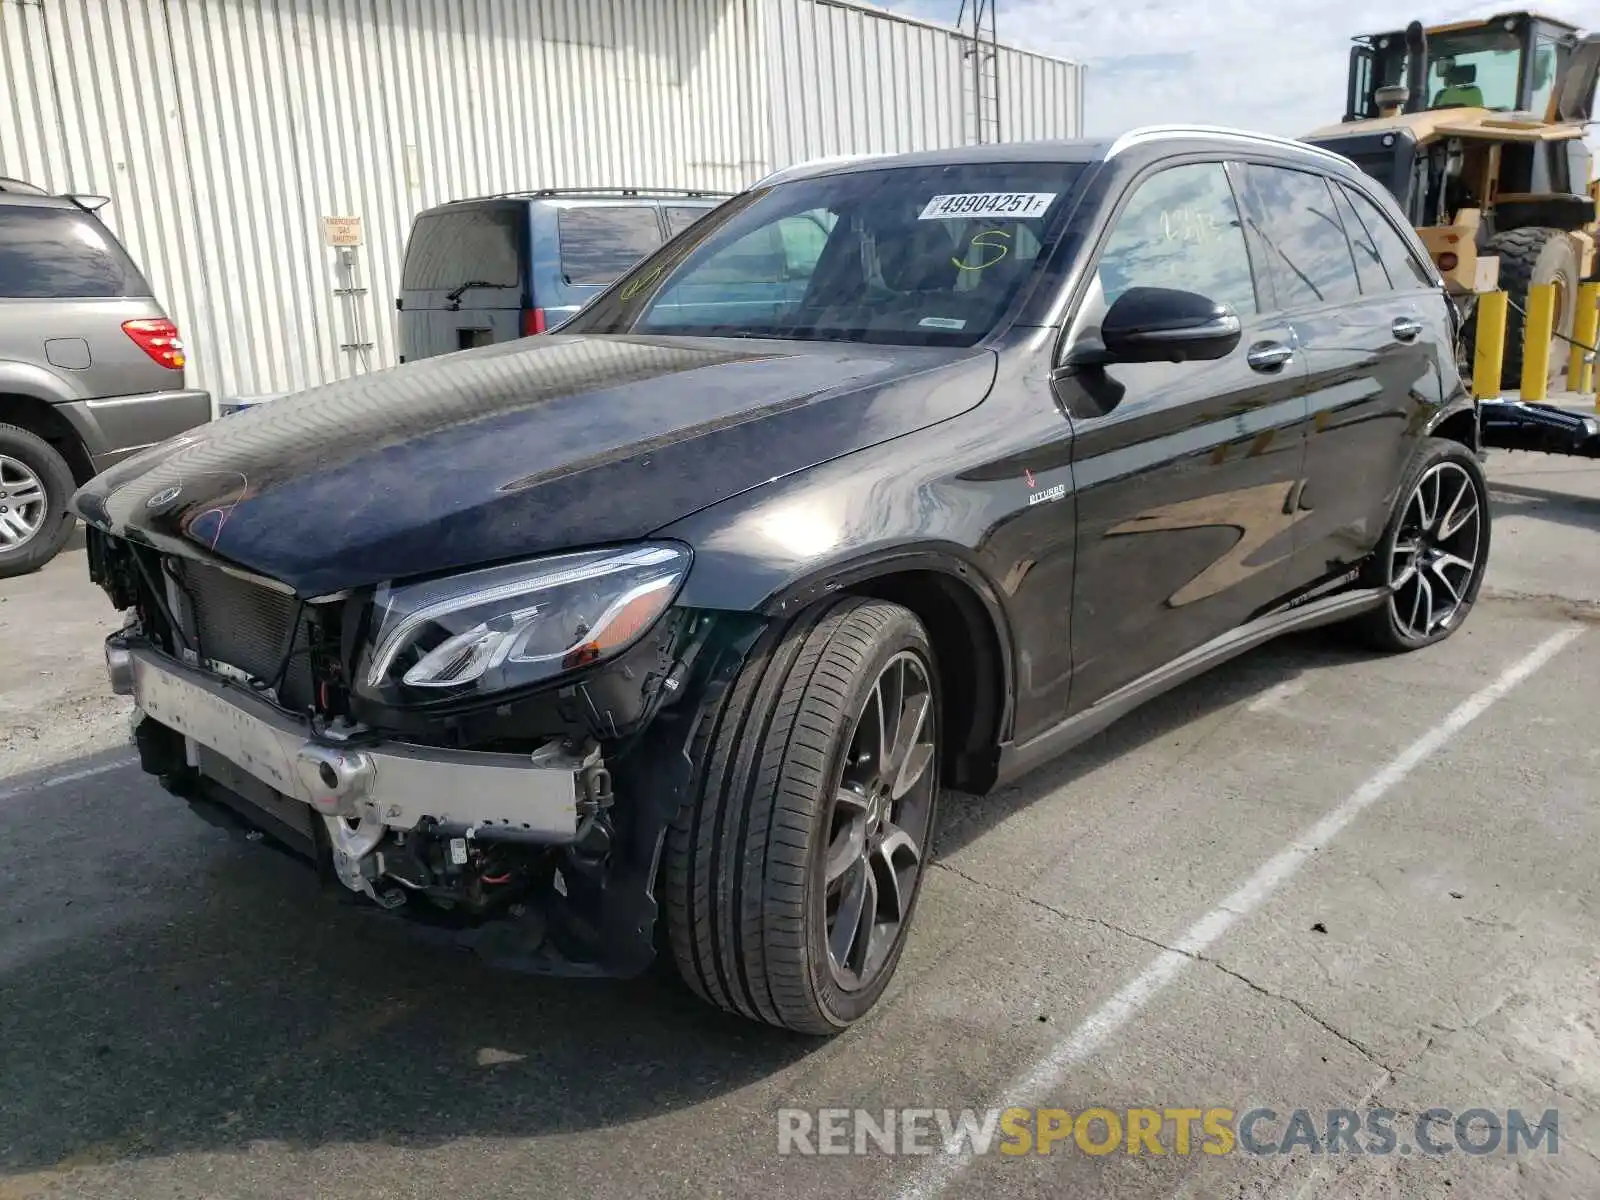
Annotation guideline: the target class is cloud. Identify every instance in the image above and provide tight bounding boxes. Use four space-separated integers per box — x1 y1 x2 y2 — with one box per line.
1095 52 1195 77
882 0 1596 144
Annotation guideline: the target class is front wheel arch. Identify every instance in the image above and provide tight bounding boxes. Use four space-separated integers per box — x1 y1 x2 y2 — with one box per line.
751 550 1013 794
844 569 1007 794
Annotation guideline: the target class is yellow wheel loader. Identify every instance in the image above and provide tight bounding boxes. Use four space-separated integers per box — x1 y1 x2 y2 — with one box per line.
1304 11 1599 405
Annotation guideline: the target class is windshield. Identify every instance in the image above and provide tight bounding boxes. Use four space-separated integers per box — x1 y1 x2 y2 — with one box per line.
560 162 1086 347
1373 26 1527 112
1425 28 1523 109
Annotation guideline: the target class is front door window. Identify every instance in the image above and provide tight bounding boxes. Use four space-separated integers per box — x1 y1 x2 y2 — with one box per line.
1095 162 1258 317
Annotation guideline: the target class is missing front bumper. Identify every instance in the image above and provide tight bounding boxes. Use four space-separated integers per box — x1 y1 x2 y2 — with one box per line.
119 639 586 842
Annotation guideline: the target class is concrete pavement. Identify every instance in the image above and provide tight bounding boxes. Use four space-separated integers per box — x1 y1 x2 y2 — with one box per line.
3 450 1599 1200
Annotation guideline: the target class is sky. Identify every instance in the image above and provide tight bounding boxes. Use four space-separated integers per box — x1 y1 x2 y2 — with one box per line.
882 0 1597 143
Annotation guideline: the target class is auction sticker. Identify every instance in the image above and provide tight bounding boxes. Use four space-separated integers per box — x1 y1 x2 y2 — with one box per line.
918 192 1056 220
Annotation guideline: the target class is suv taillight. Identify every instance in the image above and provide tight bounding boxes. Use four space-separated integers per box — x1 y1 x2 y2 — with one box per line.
122 318 186 369
523 307 547 336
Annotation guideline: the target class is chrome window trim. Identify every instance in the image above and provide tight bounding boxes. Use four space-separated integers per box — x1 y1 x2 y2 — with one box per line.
1106 124 1353 171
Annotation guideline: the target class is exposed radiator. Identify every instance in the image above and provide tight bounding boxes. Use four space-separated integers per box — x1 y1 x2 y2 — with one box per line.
172 560 316 710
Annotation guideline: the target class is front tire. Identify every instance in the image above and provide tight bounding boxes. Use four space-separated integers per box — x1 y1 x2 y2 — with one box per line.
663 598 941 1034
1352 437 1490 651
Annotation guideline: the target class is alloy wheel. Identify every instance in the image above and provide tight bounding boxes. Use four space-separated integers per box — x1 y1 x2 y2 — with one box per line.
0 455 48 550
823 649 937 992
1388 461 1483 639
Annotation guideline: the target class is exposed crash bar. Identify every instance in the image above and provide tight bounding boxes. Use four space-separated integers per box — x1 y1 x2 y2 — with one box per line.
119 640 582 841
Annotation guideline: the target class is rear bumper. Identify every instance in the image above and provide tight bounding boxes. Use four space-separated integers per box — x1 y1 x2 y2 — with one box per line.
113 636 584 843
60 388 212 470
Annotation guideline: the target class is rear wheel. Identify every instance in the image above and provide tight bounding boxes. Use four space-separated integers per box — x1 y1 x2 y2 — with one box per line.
1351 438 1489 652
663 597 940 1034
0 423 76 579
1488 227 1578 391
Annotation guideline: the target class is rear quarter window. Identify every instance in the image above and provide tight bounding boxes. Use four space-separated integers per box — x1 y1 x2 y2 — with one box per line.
0 206 150 299
402 207 521 290
557 207 665 286
1329 183 1390 295
1340 184 1435 290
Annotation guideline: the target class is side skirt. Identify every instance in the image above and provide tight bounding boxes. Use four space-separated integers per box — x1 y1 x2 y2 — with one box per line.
993 586 1387 787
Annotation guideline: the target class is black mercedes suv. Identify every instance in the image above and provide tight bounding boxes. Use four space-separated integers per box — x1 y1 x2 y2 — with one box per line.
73 126 1486 1034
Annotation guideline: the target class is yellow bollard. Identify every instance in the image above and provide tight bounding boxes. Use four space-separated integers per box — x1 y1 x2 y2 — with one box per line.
1472 290 1508 399
1519 282 1556 402
1569 281 1599 403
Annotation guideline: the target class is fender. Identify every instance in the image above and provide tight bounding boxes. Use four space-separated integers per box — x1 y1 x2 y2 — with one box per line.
0 359 88 404
674 538 1018 788
0 361 101 469
756 541 1012 624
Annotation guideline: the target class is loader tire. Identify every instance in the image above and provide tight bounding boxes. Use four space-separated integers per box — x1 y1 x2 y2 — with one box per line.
1489 227 1578 391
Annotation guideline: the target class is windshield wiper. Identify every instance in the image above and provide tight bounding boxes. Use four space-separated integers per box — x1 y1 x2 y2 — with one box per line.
445 280 515 306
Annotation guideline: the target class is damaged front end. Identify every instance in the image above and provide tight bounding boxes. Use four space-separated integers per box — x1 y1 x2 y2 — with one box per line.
88 528 764 976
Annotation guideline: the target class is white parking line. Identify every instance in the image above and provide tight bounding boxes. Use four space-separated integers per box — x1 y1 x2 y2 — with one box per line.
0 756 137 804
899 624 1583 1200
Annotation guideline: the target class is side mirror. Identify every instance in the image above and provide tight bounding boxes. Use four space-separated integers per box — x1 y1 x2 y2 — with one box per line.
1092 287 1242 365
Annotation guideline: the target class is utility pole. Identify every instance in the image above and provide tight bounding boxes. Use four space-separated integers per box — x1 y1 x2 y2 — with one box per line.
956 0 1001 144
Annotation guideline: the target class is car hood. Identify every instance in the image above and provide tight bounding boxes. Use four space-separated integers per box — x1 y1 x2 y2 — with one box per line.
72 332 995 595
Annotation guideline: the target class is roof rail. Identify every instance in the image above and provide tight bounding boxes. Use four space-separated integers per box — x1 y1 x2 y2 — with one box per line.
444 186 734 205
748 152 892 189
0 176 49 195
1105 124 1352 168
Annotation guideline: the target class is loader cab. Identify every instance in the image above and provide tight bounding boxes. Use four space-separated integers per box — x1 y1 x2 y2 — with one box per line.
1325 10 1599 231
1345 12 1585 122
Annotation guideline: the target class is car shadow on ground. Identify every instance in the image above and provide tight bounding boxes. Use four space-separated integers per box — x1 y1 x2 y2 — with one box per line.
935 626 1383 857
0 628 1382 1174
1489 480 1600 535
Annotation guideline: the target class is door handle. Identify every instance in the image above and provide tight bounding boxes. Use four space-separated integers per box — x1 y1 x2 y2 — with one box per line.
1391 316 1423 342
1246 341 1295 372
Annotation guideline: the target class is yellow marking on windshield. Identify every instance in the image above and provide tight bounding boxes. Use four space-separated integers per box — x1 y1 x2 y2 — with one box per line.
953 228 1010 271
619 263 665 301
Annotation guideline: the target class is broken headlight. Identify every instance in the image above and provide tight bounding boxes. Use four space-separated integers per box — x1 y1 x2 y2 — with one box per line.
360 543 690 700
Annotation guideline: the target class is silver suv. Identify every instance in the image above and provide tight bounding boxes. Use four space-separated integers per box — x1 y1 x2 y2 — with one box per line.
0 177 210 577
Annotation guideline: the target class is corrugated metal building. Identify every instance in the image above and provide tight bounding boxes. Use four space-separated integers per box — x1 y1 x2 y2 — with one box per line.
1 0 1082 402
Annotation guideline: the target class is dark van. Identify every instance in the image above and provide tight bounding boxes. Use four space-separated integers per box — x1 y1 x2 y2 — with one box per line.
396 188 729 361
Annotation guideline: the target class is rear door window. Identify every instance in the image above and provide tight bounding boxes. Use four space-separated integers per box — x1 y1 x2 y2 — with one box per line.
1242 166 1361 310
557 206 665 286
664 205 715 238
1339 184 1435 290
401 207 521 292
0 206 150 298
